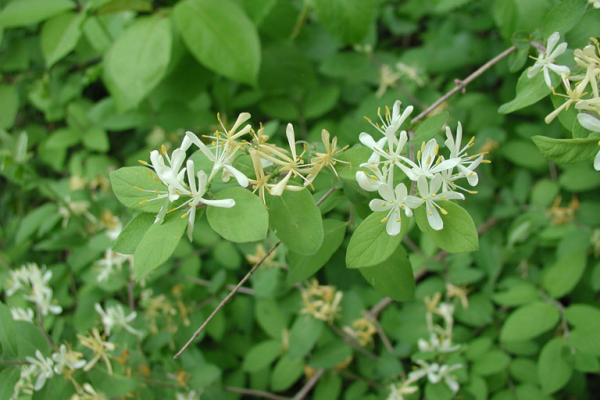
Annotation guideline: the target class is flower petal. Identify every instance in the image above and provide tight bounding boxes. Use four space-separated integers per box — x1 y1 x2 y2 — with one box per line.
426 201 444 231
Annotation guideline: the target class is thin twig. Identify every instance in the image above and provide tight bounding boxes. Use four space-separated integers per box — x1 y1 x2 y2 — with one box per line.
174 188 338 359
330 324 377 359
226 386 290 400
410 46 517 124
192 278 256 296
293 369 325 400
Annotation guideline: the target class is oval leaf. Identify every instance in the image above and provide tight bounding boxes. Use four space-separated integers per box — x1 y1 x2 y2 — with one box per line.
532 135 599 164
500 302 560 342
358 245 415 301
41 11 84 67
498 70 551 114
109 166 166 213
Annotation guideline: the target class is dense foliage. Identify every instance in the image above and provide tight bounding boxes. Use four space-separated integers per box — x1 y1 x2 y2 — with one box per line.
1 0 600 399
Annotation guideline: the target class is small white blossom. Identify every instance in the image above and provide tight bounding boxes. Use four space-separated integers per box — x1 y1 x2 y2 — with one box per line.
95 303 141 337
369 181 422 235
6 263 62 317
589 0 600 9
25 350 55 391
52 344 86 373
10 307 34 322
96 249 131 283
387 381 419 400
528 32 570 89
444 122 483 187
398 139 460 181
417 175 464 230
149 139 191 202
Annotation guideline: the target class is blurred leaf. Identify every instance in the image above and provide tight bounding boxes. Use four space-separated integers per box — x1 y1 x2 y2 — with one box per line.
500 302 560 342
532 135 598 164
541 0 586 37
40 12 84 67
313 0 376 44
242 340 282 372
499 71 551 114
538 337 572 394
0 0 74 28
359 245 415 301
113 213 155 254
271 355 304 391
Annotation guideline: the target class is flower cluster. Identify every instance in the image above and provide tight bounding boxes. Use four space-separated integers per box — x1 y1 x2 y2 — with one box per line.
95 302 141 337
145 113 346 240
387 292 463 399
528 33 600 170
5 263 62 318
300 280 343 323
355 101 484 235
343 317 377 346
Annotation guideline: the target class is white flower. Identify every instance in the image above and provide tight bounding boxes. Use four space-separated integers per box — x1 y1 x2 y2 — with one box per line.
369 100 414 142
149 140 191 202
409 361 462 393
10 307 34 322
359 129 409 171
435 364 462 393
269 123 307 195
95 303 141 337
417 175 464 231
25 350 55 391
417 333 460 354
355 166 387 192
185 131 249 187
387 381 418 400
96 249 131 283
6 263 62 317
444 122 483 187
527 32 570 89
369 181 422 236
183 159 236 240
52 344 86 373
589 0 600 9
577 112 600 132
71 383 107 400
176 390 202 400
398 139 460 181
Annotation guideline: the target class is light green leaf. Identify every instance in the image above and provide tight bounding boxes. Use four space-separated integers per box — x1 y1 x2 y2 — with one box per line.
271 355 304 391
288 315 324 360
133 211 187 279
472 350 511 376
0 85 18 129
542 251 587 298
0 303 18 357
0 0 74 28
541 0 586 37
415 201 479 253
500 302 560 342
109 166 166 213
266 190 324 255
173 0 260 85
206 187 268 243
566 304 600 355
242 340 282 373
287 219 346 284
255 299 286 339
413 111 449 146
113 213 155 254
532 136 599 164
103 15 172 110
41 12 84 67
0 368 20 400
313 0 376 44
346 212 404 269
359 245 415 301
498 70 551 114
501 140 547 170
538 337 572 394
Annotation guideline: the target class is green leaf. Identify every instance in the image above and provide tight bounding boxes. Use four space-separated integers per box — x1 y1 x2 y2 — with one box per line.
113 213 155 254
501 140 548 170
109 167 167 213
532 136 599 164
266 190 324 255
415 201 479 253
206 187 268 243
287 219 346 284
313 0 376 44
0 0 74 28
40 12 84 67
255 299 286 339
0 85 19 129
538 337 572 394
498 70 551 114
288 315 324 360
359 245 415 301
271 355 304 391
500 302 560 342
0 368 20 400
0 303 18 358
242 340 282 373
472 350 511 376
413 111 450 146
564 305 600 356
103 15 172 110
133 211 187 279
173 0 260 85
541 0 586 37
346 212 404 269
542 251 587 298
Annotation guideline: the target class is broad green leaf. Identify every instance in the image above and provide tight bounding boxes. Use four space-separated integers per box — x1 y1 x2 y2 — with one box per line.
109 167 166 213
559 162 600 192
255 299 286 339
413 111 450 146
0 85 18 129
566 304 600 356
532 136 599 164
493 281 539 306
359 245 415 301
415 201 479 253
271 355 304 391
242 340 282 373
542 251 587 298
314 372 342 400
207 187 268 243
538 338 572 394
287 219 346 284
133 211 187 279
310 342 352 369
498 70 551 114
0 0 74 28
0 302 18 357
541 0 586 37
501 140 547 171
266 190 324 255
97 0 153 14
288 315 324 360
113 213 155 254
41 12 84 67
346 212 404 269
0 368 20 400
500 302 560 342
313 0 376 44
173 0 260 85
15 203 58 243
103 15 172 110
472 350 511 376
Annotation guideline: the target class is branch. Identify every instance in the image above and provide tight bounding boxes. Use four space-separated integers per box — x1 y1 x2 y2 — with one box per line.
410 46 516 124
293 369 325 400
174 188 338 359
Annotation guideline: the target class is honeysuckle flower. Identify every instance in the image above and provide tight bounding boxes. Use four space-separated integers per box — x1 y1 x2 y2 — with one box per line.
359 129 409 170
577 112 600 133
185 131 249 187
590 0 600 9
398 139 460 181
149 140 191 202
71 383 107 400
387 380 419 400
528 31 570 89
444 122 483 186
417 333 460 353
365 100 414 143
356 164 389 192
268 124 309 195
52 344 86 374
417 175 465 231
213 112 252 145
25 350 55 391
369 181 422 235
545 74 590 123
435 364 462 393
248 149 303 203
182 159 235 240
10 306 34 322
78 328 116 375
301 280 343 323
96 249 131 283
95 303 141 337
6 263 62 317
304 129 348 184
